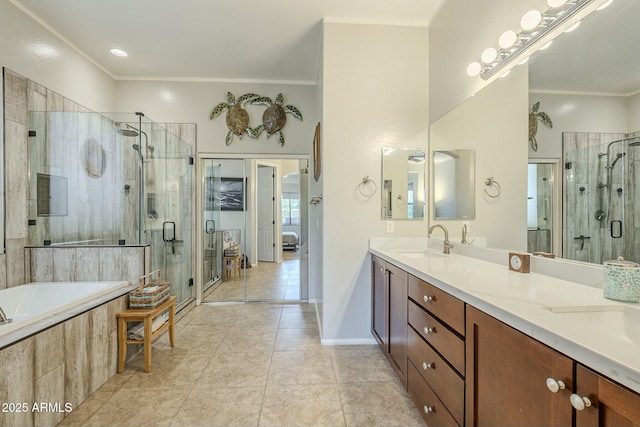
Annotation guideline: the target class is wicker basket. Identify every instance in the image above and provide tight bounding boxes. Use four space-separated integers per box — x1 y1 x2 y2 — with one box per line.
129 270 170 309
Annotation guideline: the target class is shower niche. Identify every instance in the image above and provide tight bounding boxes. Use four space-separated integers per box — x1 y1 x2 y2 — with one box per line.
562 132 640 265
27 111 196 309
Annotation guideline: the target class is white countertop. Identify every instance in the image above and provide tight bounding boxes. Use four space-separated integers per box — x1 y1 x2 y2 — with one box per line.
369 238 640 394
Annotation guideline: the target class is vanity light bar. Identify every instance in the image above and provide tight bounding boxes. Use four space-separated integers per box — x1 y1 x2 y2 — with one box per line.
477 0 596 80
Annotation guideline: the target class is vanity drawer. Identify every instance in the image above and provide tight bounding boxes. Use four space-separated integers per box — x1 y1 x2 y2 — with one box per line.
408 275 465 335
407 360 460 427
408 301 465 375
407 326 464 425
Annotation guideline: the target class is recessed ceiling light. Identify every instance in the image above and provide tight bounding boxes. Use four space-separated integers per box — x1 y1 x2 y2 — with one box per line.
518 57 530 65
110 48 128 57
596 0 613 11
499 70 511 78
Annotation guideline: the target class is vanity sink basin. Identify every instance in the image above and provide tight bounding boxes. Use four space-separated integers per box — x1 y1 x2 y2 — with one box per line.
396 250 446 259
541 305 640 345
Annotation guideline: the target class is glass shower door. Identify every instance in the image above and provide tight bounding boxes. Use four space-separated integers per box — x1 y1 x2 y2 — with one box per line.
203 159 222 292
144 123 195 309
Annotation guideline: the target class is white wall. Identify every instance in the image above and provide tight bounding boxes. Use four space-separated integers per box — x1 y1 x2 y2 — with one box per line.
114 80 317 156
0 0 116 113
430 67 529 251
321 22 429 343
529 92 632 159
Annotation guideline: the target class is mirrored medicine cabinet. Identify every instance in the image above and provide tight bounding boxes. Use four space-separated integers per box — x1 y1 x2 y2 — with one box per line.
381 148 426 220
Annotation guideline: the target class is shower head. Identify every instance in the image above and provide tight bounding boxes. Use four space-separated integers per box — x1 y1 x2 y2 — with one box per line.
610 152 626 169
117 128 139 137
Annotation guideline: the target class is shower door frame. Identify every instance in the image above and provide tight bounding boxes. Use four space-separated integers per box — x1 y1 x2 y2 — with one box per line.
528 158 562 257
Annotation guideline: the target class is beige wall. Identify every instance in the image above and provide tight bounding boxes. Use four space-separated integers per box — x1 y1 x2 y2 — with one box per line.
321 22 429 343
430 66 529 252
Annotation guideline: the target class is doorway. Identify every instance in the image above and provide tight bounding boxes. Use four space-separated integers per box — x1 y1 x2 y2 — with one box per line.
527 159 561 256
200 156 309 303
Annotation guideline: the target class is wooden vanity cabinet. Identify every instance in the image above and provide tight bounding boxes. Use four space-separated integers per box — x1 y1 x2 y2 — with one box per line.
575 364 640 427
407 275 465 426
466 306 573 427
371 255 408 387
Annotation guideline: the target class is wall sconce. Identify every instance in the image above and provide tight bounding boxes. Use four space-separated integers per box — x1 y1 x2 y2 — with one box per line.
467 0 601 80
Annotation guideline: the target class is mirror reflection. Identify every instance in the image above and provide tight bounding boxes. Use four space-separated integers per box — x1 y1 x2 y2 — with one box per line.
381 148 426 220
433 149 475 219
430 0 640 265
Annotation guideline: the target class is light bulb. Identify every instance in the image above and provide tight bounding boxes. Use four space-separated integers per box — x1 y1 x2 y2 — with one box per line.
467 62 482 77
481 47 498 64
521 10 543 31
547 0 569 7
467 62 482 76
498 30 519 49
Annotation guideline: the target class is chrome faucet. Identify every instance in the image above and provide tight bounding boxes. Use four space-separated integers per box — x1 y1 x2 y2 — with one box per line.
461 224 468 244
0 306 12 325
428 224 453 254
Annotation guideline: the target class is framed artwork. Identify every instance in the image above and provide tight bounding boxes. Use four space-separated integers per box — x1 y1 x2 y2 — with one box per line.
220 177 245 211
313 122 321 182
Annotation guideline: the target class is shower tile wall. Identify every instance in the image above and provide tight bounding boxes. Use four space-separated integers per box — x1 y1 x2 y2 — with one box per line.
563 131 639 264
2 68 196 290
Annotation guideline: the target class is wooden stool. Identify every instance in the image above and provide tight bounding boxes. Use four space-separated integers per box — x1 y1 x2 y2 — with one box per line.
223 253 241 281
116 295 176 373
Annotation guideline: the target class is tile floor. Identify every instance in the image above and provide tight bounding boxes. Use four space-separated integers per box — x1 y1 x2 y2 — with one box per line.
58 302 426 427
204 250 301 303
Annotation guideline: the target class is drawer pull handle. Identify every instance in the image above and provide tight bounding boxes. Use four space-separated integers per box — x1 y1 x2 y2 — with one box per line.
423 326 434 334
570 394 592 411
423 295 434 303
422 362 433 370
545 378 566 393
423 405 434 414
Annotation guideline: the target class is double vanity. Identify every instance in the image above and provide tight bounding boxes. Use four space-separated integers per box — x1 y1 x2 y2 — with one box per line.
370 237 640 426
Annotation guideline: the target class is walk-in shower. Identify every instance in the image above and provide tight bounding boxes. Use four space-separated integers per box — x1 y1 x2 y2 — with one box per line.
563 132 640 264
27 110 196 309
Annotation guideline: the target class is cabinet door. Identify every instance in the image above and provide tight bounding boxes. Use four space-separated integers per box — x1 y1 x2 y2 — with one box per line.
465 306 573 427
388 262 408 384
371 255 387 348
575 364 640 427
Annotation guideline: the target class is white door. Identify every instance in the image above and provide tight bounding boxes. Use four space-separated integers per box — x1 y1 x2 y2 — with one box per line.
257 166 276 262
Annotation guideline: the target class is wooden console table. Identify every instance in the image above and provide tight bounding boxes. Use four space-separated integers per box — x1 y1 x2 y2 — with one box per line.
116 295 176 373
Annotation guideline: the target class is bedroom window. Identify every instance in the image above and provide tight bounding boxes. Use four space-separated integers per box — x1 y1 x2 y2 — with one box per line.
282 192 300 226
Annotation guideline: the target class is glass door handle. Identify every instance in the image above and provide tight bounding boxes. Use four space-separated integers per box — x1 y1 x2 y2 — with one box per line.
610 220 622 238
163 221 176 242
205 220 216 234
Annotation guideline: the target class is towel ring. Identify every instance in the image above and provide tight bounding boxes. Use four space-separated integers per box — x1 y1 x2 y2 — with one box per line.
484 177 501 198
358 176 377 198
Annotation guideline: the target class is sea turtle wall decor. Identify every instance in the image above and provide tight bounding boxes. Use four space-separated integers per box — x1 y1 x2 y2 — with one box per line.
529 101 553 152
210 92 260 145
251 93 303 146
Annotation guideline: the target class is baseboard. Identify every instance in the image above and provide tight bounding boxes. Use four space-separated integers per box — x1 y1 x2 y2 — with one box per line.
321 337 378 346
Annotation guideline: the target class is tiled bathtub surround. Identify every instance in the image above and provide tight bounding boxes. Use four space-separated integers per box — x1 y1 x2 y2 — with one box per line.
563 131 640 265
0 294 129 427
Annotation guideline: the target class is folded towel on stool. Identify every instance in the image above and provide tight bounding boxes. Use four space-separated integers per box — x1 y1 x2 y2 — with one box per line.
127 313 168 340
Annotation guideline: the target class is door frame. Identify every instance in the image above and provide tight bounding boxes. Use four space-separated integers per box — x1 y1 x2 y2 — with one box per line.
195 153 310 305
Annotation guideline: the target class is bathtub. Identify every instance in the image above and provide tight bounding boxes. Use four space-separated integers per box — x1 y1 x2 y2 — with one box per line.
0 281 134 348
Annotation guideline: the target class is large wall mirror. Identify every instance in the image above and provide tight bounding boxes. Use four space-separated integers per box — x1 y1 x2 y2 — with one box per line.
429 0 640 265
382 148 426 220
433 149 475 219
